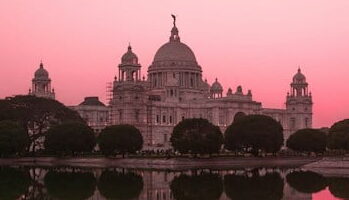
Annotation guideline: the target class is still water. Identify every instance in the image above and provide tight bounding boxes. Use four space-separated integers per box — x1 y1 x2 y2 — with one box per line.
0 166 345 200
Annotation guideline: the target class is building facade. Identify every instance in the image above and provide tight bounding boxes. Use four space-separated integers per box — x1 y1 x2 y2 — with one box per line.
70 97 109 134
109 18 313 149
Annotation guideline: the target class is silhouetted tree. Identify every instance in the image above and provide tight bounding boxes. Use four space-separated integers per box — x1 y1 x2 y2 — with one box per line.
287 129 327 153
170 118 223 155
170 172 223 200
98 125 143 157
0 120 29 157
224 115 284 156
0 95 84 153
44 170 96 200
98 170 143 200
44 122 96 155
0 167 30 200
327 119 349 150
224 171 284 200
328 177 349 199
286 171 327 193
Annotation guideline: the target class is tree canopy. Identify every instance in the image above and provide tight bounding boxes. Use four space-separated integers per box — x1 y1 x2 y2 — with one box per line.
286 171 327 193
0 167 30 200
170 118 223 155
44 170 96 200
328 177 349 199
170 172 223 200
224 171 284 200
98 125 143 157
327 119 349 150
44 122 96 155
224 115 284 155
0 120 29 157
286 129 327 153
0 95 84 153
97 170 143 200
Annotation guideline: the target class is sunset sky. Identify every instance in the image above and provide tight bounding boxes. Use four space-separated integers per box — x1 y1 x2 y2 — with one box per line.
0 0 348 128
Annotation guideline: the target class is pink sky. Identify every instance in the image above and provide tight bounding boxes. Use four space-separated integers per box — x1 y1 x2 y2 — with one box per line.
0 0 349 128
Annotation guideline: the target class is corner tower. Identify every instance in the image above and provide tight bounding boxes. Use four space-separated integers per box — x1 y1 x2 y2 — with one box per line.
29 61 55 99
286 68 313 133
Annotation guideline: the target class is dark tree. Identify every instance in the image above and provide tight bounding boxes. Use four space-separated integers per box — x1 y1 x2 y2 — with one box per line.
0 95 84 153
44 170 96 200
0 120 29 157
327 119 349 150
98 170 143 200
286 171 327 193
224 114 284 155
44 122 96 155
224 171 284 200
170 173 223 200
170 118 223 155
98 125 143 157
0 167 31 200
328 177 349 199
286 129 327 153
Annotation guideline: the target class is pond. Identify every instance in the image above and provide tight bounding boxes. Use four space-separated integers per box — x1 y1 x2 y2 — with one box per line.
0 166 345 200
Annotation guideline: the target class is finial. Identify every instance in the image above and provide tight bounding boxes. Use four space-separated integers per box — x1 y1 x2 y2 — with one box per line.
215 78 218 82
128 43 132 51
171 14 176 26
40 60 44 68
298 66 301 73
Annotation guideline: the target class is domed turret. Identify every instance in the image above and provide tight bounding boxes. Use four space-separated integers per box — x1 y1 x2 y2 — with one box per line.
30 61 55 99
118 45 141 82
121 45 138 65
293 68 306 83
210 78 223 99
34 62 49 80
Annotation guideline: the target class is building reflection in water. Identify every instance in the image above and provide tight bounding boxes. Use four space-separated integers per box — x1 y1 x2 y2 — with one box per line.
1 166 348 200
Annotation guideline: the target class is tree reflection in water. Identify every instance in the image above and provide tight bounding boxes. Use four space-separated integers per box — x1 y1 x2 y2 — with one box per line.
224 170 284 200
44 170 96 200
97 170 143 200
170 172 223 200
328 177 349 199
0 167 30 200
286 171 327 194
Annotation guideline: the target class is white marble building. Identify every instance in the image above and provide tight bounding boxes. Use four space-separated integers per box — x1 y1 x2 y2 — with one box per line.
109 17 313 149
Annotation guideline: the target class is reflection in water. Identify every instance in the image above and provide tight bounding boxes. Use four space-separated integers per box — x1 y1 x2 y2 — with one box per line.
44 170 96 200
0 167 30 200
0 166 345 200
98 170 143 200
170 172 223 200
224 170 284 200
286 171 327 194
328 177 349 199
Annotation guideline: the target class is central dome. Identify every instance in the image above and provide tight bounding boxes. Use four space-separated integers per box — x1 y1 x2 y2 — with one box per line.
153 41 197 63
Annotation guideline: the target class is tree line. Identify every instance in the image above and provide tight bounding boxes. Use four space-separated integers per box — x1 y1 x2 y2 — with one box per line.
0 95 348 157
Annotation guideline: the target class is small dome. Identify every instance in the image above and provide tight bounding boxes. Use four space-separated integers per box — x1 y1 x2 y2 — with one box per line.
34 62 49 79
121 45 138 64
236 85 243 95
211 78 223 92
293 68 306 83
